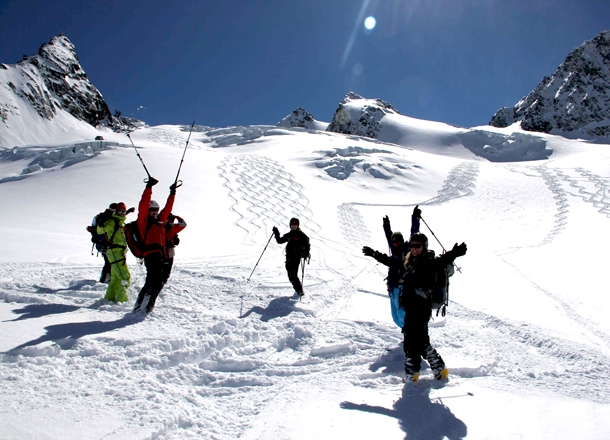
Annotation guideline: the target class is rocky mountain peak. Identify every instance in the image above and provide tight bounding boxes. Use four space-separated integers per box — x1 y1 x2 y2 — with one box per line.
277 107 316 129
1 35 143 135
326 92 399 139
490 30 610 137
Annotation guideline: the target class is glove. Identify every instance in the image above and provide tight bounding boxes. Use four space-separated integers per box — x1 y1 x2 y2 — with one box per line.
383 216 390 228
169 183 177 195
146 176 159 187
413 205 421 219
451 242 467 257
272 226 279 235
362 246 375 257
126 207 135 215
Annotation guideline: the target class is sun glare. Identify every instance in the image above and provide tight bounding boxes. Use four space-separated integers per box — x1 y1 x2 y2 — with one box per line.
364 16 376 30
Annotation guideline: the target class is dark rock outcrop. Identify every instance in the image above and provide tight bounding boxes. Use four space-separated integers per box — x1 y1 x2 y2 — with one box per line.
277 107 317 129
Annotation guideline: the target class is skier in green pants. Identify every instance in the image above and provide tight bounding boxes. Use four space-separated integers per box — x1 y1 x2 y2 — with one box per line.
97 202 132 302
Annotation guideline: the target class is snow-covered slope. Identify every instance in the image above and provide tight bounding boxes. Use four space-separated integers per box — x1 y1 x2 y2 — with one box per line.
326 92 552 162
490 30 610 138
0 35 145 149
1 120 609 439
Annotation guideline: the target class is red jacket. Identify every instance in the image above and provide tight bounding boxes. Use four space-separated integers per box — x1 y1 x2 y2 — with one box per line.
164 216 187 258
137 186 175 257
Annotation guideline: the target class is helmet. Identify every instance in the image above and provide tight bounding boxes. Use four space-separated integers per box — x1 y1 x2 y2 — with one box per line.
391 231 403 241
115 202 126 212
149 200 160 210
108 203 117 211
409 232 428 250
290 218 300 226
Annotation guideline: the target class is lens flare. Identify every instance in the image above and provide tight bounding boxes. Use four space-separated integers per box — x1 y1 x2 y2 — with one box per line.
364 16 376 30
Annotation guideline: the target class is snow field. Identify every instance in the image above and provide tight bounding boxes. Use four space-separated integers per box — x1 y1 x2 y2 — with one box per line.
1 124 610 439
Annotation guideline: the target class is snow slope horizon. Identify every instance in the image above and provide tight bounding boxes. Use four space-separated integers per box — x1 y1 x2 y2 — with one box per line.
1 120 610 439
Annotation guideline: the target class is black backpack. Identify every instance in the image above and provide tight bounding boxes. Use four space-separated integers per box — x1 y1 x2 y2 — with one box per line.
402 255 455 317
86 210 116 253
423 261 455 316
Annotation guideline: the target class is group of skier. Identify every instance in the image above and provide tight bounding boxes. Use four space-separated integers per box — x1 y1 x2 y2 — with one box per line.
88 140 465 382
89 178 186 313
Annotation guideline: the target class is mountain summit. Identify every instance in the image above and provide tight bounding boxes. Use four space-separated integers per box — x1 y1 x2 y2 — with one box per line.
326 92 400 139
0 35 144 147
490 30 610 137
2 35 113 127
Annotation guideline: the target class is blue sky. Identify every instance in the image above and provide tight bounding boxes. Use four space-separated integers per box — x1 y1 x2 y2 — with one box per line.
0 0 608 128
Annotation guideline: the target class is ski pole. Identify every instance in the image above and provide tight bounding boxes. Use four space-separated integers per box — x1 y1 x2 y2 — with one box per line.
173 121 195 188
301 258 306 286
126 133 153 183
247 232 274 282
420 215 462 273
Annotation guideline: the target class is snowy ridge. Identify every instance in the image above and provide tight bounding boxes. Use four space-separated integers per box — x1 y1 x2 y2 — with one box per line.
491 30 610 138
0 35 145 149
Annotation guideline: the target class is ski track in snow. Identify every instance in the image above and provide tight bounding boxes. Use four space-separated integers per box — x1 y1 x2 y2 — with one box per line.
218 154 321 244
495 164 610 359
419 161 480 206
146 128 188 149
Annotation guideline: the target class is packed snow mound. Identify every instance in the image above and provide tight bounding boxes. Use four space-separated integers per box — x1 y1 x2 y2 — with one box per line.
0 35 145 148
0 139 120 182
277 107 328 131
490 30 610 138
314 146 416 181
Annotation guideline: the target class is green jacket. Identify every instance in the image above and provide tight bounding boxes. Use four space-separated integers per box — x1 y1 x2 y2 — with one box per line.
97 214 127 249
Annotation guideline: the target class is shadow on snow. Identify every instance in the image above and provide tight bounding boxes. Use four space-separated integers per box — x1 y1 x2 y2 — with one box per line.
4 303 81 321
240 296 309 322
340 384 468 440
6 314 145 353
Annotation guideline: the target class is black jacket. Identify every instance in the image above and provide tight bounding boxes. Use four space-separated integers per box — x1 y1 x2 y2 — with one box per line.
274 228 310 260
399 250 457 308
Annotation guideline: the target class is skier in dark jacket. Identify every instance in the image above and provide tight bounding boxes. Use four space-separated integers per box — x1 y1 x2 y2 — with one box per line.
272 218 310 296
400 232 467 382
381 205 421 294
362 206 422 327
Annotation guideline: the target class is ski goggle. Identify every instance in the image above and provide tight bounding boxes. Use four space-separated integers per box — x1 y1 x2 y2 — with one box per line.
410 243 423 249
116 209 126 215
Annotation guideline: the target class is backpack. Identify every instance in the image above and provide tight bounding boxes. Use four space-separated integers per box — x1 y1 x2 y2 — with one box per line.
124 220 163 259
401 257 455 317
86 210 116 253
422 262 455 316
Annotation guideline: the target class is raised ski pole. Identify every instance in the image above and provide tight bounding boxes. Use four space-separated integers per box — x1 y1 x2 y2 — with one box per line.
126 133 153 182
247 232 274 282
173 121 195 188
420 215 462 273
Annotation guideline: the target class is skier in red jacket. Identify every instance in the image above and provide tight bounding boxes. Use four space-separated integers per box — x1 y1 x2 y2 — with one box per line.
132 177 176 313
162 213 187 285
